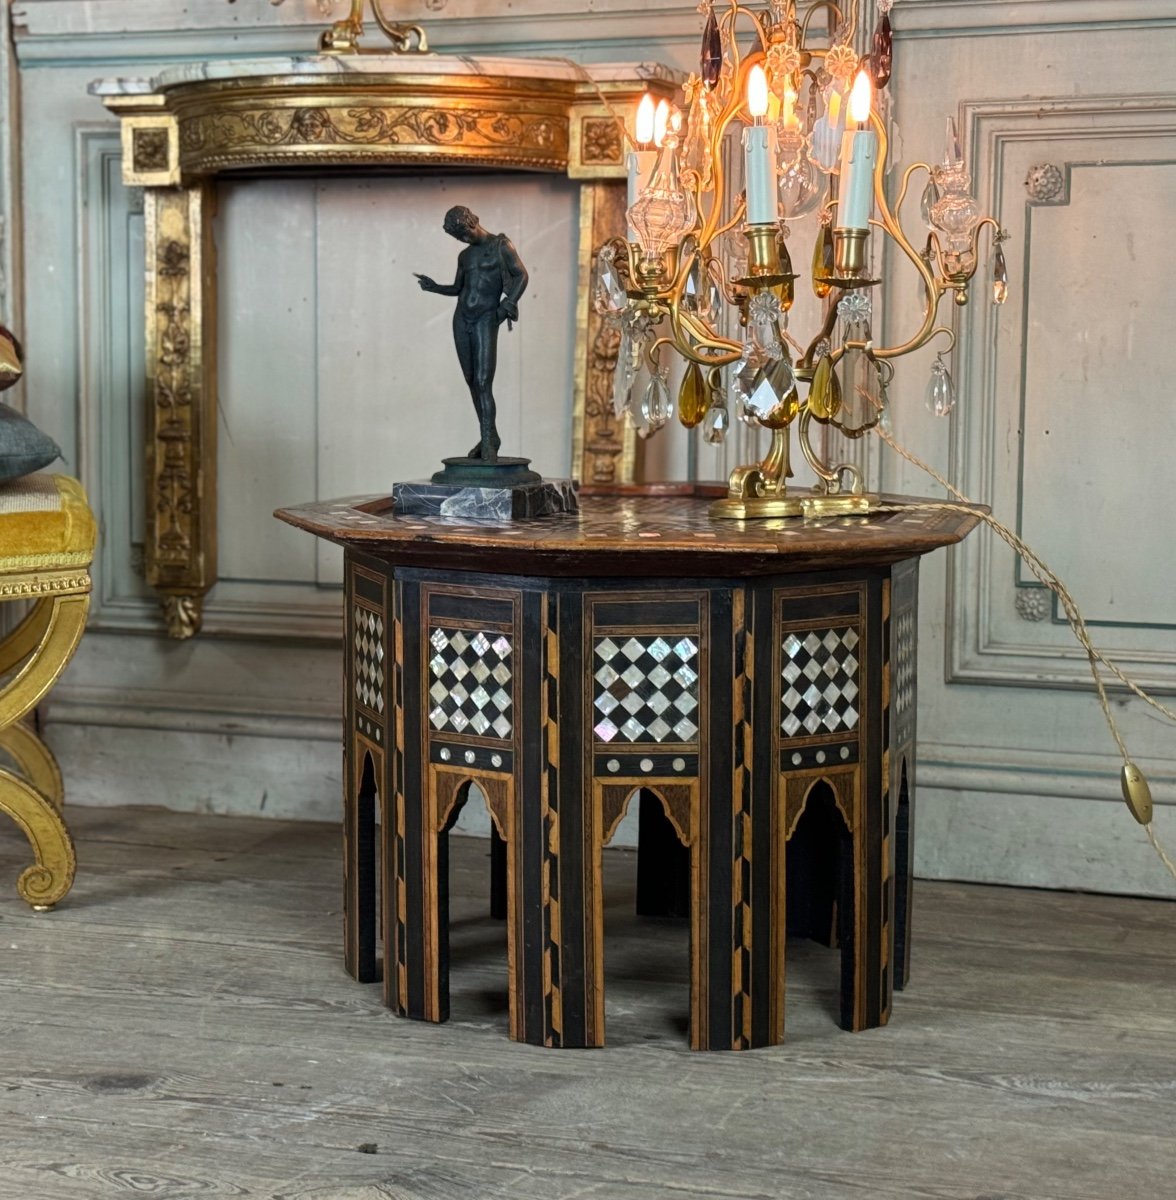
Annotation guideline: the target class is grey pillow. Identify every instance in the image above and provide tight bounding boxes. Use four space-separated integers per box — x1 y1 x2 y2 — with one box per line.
0 402 62 481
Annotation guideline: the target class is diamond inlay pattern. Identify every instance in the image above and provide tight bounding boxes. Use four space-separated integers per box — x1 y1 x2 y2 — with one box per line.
780 627 860 737
894 608 916 722
592 635 700 744
428 628 513 739
354 606 386 715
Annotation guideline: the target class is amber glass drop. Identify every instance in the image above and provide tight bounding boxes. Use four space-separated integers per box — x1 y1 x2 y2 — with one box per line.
871 14 893 89
808 353 842 421
812 225 835 298
678 361 709 428
701 7 723 89
777 241 795 310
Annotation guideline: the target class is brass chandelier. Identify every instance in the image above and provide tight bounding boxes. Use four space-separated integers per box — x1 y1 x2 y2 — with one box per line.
593 0 1008 518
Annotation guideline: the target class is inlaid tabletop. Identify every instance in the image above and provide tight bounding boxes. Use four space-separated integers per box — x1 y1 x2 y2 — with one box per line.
275 492 984 576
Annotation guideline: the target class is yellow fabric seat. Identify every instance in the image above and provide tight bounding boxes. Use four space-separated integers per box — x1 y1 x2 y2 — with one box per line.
0 474 95 909
0 474 97 568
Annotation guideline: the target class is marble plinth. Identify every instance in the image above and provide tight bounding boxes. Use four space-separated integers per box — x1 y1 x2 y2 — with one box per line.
88 55 679 97
391 479 578 520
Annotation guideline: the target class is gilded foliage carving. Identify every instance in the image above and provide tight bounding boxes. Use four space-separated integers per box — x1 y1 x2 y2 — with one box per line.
581 118 623 165
151 234 195 570
583 315 625 484
133 127 171 172
178 106 568 161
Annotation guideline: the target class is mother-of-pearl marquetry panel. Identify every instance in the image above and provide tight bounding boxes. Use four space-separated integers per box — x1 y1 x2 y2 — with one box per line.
592 634 700 744
938 95 1176 690
428 628 514 740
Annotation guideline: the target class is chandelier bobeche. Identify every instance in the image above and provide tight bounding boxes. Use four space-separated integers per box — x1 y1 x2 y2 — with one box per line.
593 0 1008 518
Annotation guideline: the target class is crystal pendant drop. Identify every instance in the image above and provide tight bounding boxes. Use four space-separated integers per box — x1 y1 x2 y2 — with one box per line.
992 241 1009 305
700 6 723 89
678 361 709 428
839 348 883 433
592 246 626 316
812 224 835 298
871 13 893 88
612 327 636 418
632 391 653 438
703 402 729 444
807 353 841 421
612 314 649 419
925 356 956 416
732 348 768 417
645 368 673 430
921 177 940 227
745 357 799 427
748 291 784 357
684 257 719 321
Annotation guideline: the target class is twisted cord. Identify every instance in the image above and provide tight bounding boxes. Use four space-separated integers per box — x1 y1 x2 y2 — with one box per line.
869 419 1175 887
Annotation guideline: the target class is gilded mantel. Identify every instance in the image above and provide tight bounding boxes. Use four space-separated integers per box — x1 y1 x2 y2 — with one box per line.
94 56 678 638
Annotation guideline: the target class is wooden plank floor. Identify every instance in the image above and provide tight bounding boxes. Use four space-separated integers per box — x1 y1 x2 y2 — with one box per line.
1 806 1174 1200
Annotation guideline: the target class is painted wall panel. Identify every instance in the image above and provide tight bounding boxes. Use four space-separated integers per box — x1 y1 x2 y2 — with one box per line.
5 0 1173 890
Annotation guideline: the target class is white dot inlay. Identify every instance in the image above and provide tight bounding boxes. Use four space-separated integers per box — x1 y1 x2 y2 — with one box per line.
840 746 850 761
607 759 621 773
464 750 476 764
640 758 654 773
672 757 686 772
439 748 451 761
816 750 827 764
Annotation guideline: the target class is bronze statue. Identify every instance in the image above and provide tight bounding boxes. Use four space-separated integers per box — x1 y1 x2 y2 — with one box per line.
415 206 529 463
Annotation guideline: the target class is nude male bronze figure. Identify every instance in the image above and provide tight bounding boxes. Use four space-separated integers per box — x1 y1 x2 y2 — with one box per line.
415 206 529 463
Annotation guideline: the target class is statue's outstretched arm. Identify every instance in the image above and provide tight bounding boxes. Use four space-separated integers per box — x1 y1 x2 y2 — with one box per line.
415 261 464 297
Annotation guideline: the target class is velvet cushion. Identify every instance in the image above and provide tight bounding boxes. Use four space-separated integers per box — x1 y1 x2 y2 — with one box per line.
0 402 61 482
0 475 96 569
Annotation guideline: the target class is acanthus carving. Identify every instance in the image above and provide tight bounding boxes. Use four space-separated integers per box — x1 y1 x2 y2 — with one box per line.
178 106 567 161
583 314 626 484
132 127 170 172
161 594 202 639
581 117 623 165
151 236 195 570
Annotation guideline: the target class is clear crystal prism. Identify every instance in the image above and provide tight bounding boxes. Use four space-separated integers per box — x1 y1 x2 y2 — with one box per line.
925 356 956 416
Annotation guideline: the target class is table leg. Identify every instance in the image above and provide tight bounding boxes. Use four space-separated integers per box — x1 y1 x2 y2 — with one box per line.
490 824 507 920
635 790 690 918
343 738 380 984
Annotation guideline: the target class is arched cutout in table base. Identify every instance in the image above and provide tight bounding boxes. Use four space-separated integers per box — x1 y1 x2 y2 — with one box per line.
786 778 856 1029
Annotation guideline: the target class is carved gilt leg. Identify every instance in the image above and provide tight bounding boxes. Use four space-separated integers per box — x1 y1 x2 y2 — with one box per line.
0 722 64 811
0 594 90 727
0 768 76 909
0 587 89 911
572 180 640 488
144 184 218 639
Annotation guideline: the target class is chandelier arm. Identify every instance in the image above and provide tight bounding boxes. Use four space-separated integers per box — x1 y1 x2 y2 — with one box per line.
672 305 743 365
863 112 949 362
801 1 851 43
894 161 932 219
370 0 429 52
798 409 841 485
799 296 843 370
696 51 761 252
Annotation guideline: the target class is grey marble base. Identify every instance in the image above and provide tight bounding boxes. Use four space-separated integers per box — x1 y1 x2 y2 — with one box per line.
391 478 579 520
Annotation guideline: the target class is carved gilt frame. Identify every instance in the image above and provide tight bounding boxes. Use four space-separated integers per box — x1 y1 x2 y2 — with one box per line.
99 63 677 637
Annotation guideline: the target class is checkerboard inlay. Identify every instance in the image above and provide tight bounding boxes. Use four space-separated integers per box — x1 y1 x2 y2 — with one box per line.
592 635 700 744
894 608 916 723
428 628 513 739
780 627 860 737
354 605 385 715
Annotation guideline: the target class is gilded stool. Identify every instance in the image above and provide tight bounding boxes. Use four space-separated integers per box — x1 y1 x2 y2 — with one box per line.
0 474 96 909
